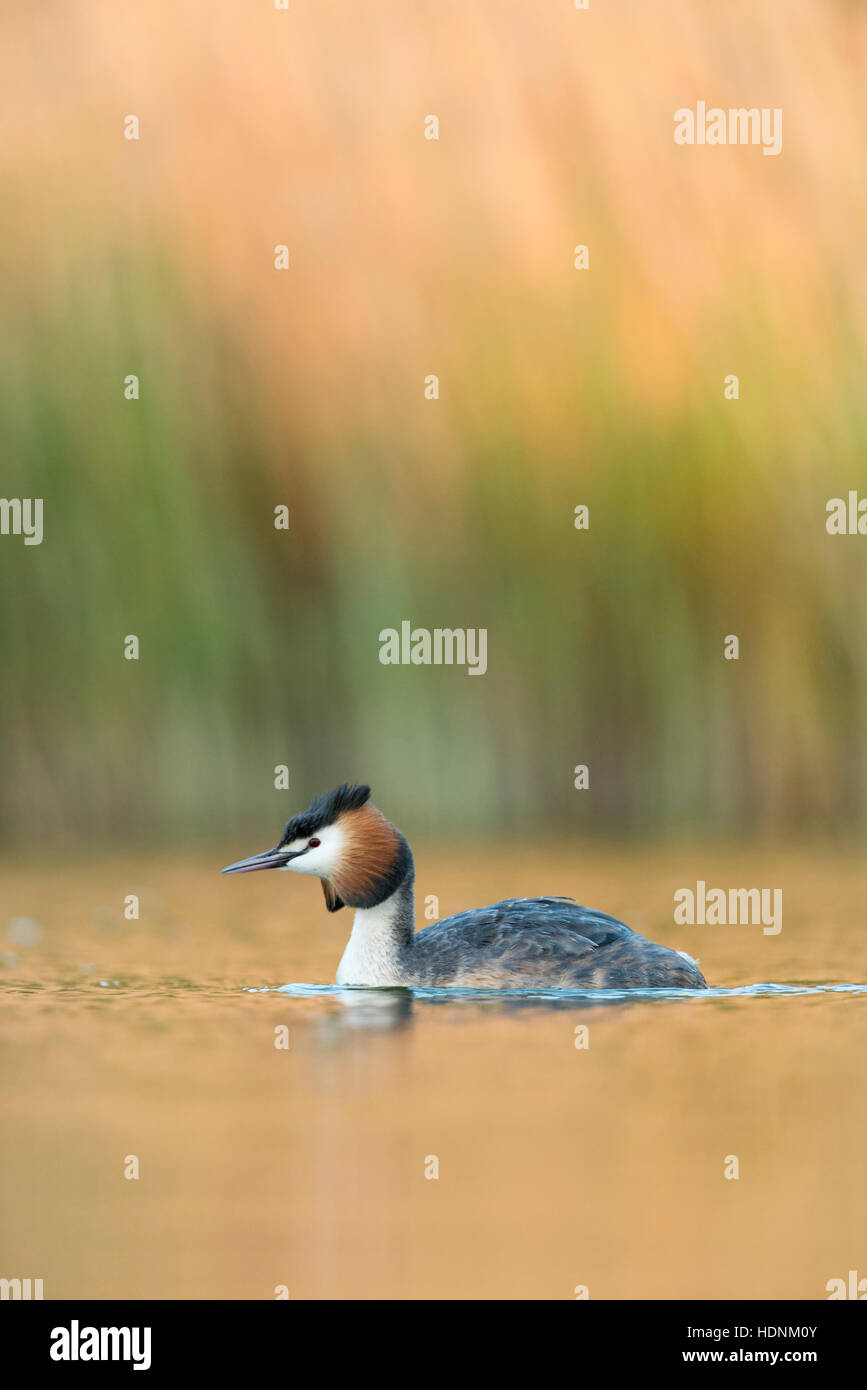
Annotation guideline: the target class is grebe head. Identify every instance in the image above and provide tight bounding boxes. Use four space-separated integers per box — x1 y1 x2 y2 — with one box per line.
221 782 413 912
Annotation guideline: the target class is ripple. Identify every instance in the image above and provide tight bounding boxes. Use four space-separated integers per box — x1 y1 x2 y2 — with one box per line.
269 980 867 1004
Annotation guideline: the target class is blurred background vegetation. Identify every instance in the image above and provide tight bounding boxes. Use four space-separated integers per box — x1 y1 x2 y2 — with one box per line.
1 0 866 847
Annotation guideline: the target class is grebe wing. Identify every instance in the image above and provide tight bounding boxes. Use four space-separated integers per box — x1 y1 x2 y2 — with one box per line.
417 896 635 953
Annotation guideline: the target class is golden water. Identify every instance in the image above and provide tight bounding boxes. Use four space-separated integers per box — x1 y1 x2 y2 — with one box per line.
2 844 865 1299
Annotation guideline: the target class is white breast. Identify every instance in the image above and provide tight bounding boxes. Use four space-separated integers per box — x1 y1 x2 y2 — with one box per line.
335 900 405 986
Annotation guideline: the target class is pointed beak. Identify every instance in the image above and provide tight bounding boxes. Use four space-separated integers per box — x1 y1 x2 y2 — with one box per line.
221 846 301 875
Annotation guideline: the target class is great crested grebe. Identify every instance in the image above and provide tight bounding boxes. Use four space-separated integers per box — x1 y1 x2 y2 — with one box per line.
222 784 707 990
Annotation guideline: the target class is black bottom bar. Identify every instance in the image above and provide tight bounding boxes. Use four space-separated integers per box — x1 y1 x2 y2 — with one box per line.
8 1299 862 1374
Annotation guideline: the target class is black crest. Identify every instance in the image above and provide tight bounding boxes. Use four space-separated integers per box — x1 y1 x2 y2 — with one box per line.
278 783 371 847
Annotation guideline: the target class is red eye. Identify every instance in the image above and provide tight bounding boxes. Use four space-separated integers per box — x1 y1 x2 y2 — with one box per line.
308 838 320 848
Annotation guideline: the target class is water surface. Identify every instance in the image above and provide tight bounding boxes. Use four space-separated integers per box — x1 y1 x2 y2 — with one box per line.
2 844 865 1299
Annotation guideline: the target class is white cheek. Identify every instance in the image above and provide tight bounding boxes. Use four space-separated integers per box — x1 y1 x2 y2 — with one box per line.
289 851 325 876
282 827 344 876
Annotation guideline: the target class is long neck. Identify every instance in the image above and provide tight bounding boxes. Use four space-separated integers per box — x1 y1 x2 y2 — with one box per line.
335 872 415 986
